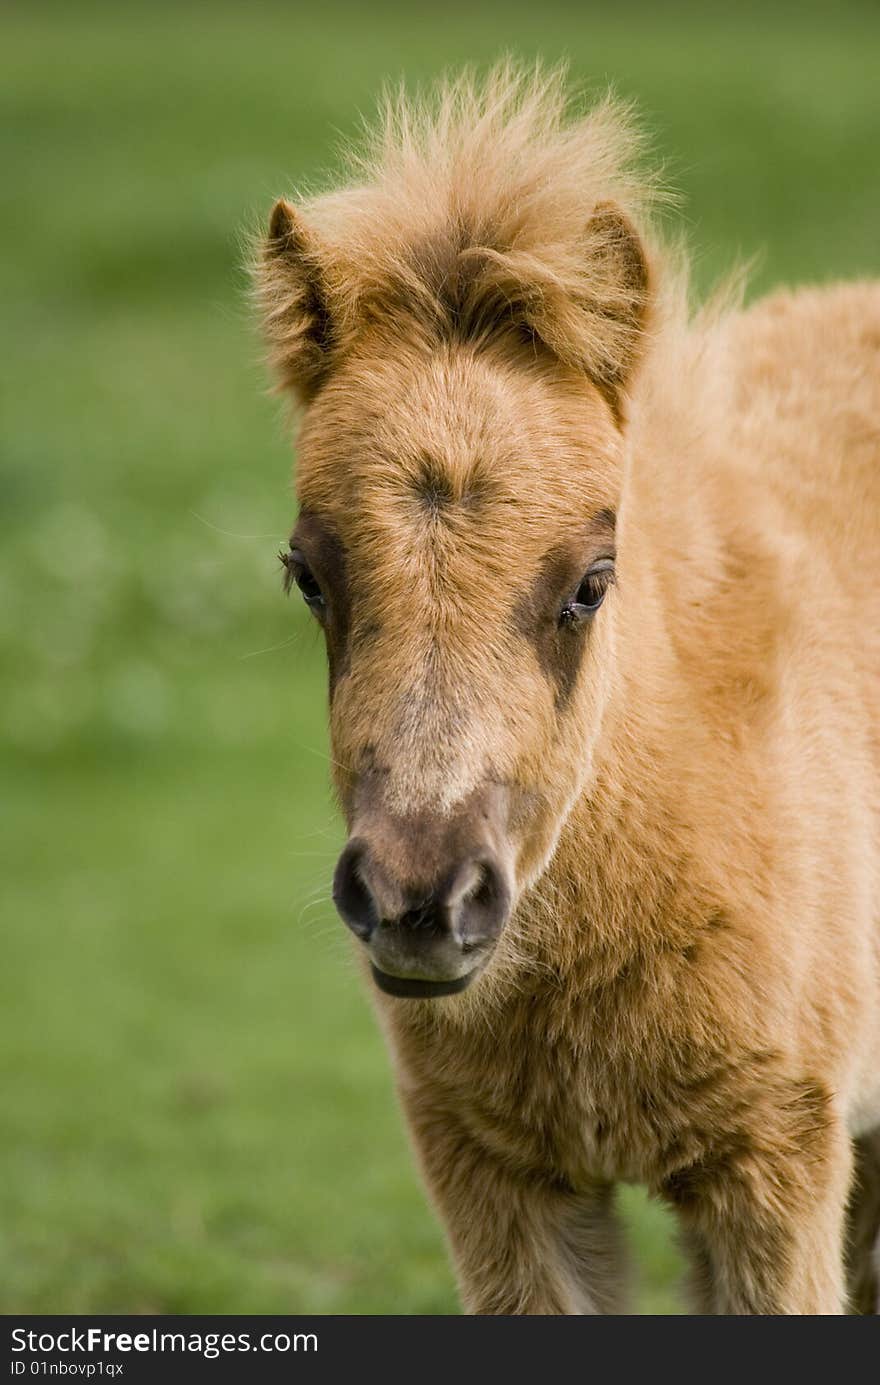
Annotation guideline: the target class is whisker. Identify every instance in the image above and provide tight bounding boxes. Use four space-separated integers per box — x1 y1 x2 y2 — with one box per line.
191 511 284 542
239 635 301 660
287 736 359 777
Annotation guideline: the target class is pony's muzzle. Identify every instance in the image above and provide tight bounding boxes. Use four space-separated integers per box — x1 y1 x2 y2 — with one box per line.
332 789 512 998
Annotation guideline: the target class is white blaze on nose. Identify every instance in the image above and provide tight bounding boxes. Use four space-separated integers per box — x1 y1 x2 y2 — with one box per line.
383 670 502 817
384 718 488 817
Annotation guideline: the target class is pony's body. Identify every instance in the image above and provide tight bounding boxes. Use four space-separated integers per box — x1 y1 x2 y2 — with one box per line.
256 69 880 1312
388 282 880 1313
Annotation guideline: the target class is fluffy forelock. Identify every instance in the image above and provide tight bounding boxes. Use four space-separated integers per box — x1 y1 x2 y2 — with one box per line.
259 61 663 391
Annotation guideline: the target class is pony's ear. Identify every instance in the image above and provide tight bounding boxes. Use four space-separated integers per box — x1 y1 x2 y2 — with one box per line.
256 198 334 402
580 201 651 415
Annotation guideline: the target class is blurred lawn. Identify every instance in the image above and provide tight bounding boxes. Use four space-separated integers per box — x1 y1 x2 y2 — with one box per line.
2 0 878 1314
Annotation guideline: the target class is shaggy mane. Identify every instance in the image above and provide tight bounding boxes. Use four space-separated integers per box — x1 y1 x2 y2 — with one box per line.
257 62 665 397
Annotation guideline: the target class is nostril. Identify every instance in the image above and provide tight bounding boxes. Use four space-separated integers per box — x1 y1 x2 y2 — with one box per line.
454 856 510 948
470 871 496 912
332 841 379 941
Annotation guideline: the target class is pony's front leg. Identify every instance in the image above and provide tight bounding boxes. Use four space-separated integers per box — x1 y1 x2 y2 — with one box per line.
666 1102 852 1314
402 1095 626 1314
846 1126 880 1313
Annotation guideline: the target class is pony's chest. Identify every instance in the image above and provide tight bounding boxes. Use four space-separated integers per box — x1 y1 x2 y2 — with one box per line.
428 990 717 1187
453 1033 646 1184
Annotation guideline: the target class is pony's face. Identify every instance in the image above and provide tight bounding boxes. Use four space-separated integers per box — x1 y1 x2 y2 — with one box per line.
257 69 651 997
288 339 623 997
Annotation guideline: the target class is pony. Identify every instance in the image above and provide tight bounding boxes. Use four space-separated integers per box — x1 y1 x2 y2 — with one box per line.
254 64 880 1313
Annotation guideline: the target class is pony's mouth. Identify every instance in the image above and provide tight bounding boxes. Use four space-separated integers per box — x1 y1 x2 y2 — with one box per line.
369 964 476 999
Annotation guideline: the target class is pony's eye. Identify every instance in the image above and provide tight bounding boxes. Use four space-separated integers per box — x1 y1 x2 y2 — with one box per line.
281 548 326 613
295 565 325 609
561 560 615 625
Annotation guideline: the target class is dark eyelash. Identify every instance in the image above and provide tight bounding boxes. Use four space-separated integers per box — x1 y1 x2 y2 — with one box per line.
279 548 296 594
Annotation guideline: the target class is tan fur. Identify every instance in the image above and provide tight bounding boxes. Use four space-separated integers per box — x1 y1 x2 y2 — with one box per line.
255 66 880 1314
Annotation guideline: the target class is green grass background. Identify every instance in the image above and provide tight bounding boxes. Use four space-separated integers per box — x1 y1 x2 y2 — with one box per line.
2 0 878 1314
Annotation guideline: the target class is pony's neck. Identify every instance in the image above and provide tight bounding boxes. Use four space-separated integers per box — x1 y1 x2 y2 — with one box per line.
534 313 736 973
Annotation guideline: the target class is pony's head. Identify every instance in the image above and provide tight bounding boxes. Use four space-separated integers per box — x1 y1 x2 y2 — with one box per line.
256 67 655 998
